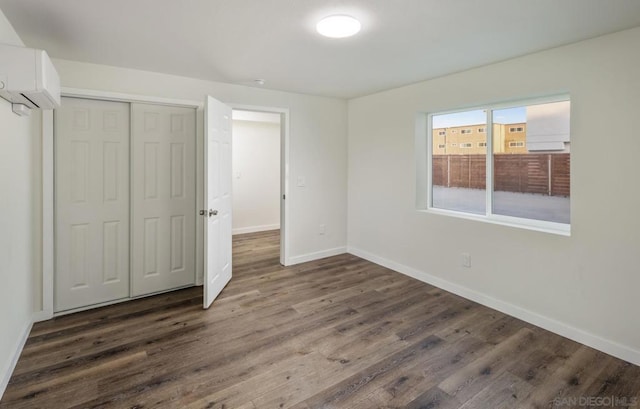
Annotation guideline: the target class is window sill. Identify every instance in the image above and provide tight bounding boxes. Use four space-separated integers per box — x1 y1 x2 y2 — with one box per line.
420 207 571 236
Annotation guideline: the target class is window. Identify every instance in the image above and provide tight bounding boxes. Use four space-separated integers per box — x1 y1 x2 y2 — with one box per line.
460 129 472 134
438 130 446 136
425 96 570 233
438 144 446 149
450 143 458 147
478 128 486 133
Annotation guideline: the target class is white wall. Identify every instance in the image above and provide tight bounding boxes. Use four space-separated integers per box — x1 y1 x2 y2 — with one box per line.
0 7 21 45
348 27 640 365
0 8 41 397
232 119 281 235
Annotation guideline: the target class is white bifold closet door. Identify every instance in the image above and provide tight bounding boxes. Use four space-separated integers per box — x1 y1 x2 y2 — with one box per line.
55 97 131 312
130 103 196 296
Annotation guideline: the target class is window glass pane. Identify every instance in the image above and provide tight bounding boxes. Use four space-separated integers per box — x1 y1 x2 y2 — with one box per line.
431 110 486 215
491 101 570 223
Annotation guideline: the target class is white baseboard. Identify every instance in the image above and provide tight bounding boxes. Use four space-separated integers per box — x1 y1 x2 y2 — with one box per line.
1 319 32 400
233 224 280 235
348 246 640 366
286 246 347 266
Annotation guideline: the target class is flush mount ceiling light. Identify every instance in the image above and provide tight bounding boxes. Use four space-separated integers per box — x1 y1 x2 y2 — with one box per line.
316 15 361 38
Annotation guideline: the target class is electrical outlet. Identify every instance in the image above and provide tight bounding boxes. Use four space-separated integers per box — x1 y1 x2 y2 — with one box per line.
461 253 471 268
319 224 326 235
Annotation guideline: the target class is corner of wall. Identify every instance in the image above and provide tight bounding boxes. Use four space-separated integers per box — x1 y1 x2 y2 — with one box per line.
0 321 32 398
0 9 41 397
0 7 24 47
347 246 640 366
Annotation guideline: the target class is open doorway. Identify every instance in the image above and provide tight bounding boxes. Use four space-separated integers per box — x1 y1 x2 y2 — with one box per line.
231 108 287 265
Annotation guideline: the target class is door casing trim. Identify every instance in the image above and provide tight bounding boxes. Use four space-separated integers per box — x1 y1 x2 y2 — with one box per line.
227 103 291 267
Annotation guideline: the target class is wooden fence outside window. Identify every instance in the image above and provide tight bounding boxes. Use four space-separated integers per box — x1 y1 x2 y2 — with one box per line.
432 153 570 197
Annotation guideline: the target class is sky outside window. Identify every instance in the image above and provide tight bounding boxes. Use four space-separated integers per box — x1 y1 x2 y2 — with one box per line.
433 107 526 128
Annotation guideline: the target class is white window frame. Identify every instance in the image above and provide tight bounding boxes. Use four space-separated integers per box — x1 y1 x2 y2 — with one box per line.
421 94 570 236
478 142 487 147
509 126 524 132
460 142 473 148
509 141 525 147
460 129 473 134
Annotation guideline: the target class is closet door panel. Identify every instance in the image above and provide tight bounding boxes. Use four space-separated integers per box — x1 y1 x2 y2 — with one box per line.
131 104 196 296
55 97 130 312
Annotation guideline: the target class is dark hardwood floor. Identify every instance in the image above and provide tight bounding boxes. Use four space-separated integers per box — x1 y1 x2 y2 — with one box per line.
2 229 639 408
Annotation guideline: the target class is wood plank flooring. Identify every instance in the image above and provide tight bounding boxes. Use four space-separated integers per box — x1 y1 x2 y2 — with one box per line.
2 229 639 408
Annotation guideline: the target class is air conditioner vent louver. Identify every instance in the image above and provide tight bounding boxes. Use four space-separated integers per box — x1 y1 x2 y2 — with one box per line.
20 93 40 108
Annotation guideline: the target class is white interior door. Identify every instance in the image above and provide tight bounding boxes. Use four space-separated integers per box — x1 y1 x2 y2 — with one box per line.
54 97 130 312
131 103 197 296
204 96 233 309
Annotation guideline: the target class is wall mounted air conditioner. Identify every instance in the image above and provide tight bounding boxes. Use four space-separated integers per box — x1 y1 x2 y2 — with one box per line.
0 43 61 111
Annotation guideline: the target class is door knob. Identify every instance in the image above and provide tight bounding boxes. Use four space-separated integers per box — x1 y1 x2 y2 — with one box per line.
209 209 218 217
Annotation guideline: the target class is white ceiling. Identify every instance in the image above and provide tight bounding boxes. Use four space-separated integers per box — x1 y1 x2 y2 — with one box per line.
1 0 640 99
